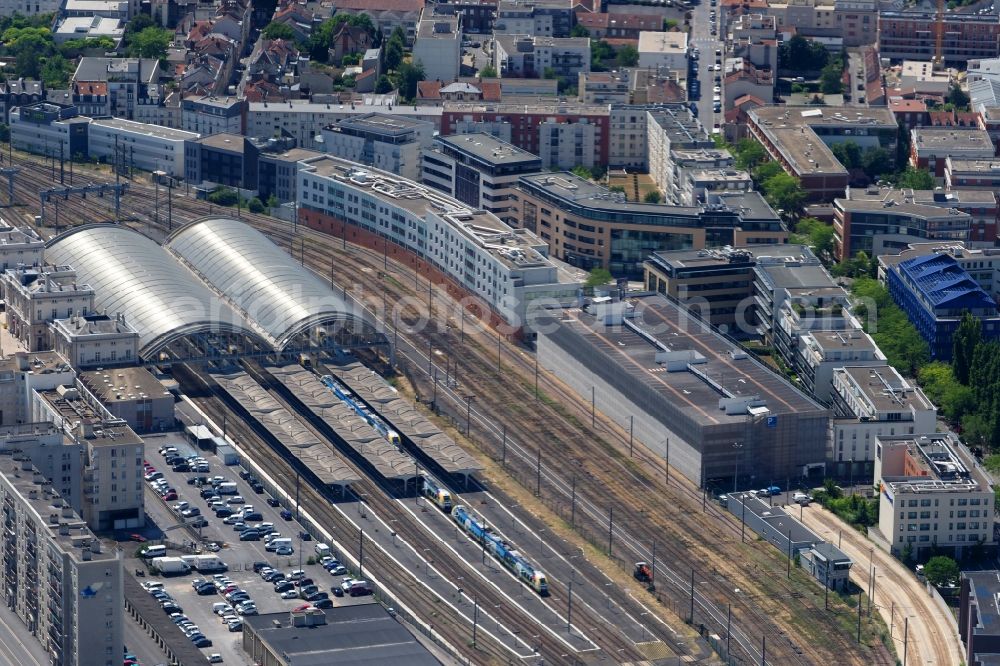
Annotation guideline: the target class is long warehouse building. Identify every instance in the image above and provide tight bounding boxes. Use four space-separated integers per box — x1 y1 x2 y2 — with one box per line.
537 295 830 488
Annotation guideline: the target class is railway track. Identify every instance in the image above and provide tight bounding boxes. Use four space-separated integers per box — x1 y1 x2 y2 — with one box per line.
5 150 893 665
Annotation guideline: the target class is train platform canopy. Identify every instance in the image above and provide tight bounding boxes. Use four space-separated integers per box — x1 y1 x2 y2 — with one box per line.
45 219 386 360
271 364 418 482
212 370 360 488
327 359 483 477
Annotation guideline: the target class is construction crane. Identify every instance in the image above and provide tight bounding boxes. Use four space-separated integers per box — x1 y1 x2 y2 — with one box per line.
934 0 945 68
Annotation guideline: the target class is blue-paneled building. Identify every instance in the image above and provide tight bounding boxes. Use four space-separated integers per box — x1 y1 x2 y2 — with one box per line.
885 252 1000 360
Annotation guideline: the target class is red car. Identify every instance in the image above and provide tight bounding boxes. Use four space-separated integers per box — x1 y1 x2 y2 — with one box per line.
129 534 147 543
163 491 178 501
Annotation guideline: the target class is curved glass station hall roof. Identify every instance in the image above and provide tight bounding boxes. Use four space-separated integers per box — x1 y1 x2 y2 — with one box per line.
167 217 377 350
46 219 383 359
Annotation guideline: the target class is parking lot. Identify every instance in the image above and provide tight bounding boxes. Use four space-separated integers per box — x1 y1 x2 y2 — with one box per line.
133 432 374 666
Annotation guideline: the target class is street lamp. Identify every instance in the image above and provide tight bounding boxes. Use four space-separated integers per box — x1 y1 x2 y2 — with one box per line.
733 442 744 492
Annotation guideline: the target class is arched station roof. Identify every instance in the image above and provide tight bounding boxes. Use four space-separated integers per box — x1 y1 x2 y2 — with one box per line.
166 217 382 350
46 225 266 359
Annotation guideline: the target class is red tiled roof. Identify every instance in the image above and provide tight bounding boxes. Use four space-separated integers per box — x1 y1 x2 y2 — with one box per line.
74 81 107 95
417 80 442 99
576 13 609 29
606 13 663 30
479 80 501 101
890 99 927 112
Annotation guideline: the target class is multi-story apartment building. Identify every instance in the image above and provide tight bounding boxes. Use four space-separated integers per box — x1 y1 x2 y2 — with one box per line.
88 118 198 178
0 454 123 666
0 0 60 14
830 365 935 478
0 352 76 428
637 31 689 71
413 12 462 83
320 0 424 43
834 194 973 260
494 36 591 79
441 102 611 167
1 264 95 352
494 0 575 37
878 242 1000 303
431 0 496 34
9 102 91 161
0 422 82 508
71 58 161 121
910 128 995 178
34 385 145 531
184 133 259 189
760 0 876 47
578 70 631 104
875 433 994 559
297 155 581 335
879 10 1000 63
257 147 323 204
797 330 885 405
945 157 1000 193
0 79 45 124
247 101 442 151
655 147 734 204
728 14 779 72
517 172 786 277
746 105 898 202
319 113 434 181
421 133 542 225
646 107 715 195
181 95 245 136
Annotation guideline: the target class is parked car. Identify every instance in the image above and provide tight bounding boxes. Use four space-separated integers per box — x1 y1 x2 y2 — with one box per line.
313 598 333 608
266 497 281 507
274 581 294 593
280 589 299 599
252 561 269 573
243 512 263 522
276 545 294 556
129 534 147 543
280 509 293 520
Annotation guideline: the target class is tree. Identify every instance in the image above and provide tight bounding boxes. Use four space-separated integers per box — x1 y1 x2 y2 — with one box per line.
861 147 893 180
341 52 361 65
616 45 639 67
374 74 394 94
609 185 626 193
918 361 974 420
248 197 266 214
953 311 982 385
309 14 378 61
734 138 766 170
571 165 593 180
778 35 828 72
0 123 8 143
543 66 556 80
794 217 835 256
395 61 425 100
643 190 662 203
385 38 404 71
262 21 295 40
923 556 960 587
591 40 615 71
896 166 935 190
570 23 589 38
831 140 862 169
128 26 171 59
819 58 844 95
207 187 238 206
763 172 806 213
947 83 970 110
664 18 679 30
40 53 73 88
585 267 613 288
479 64 497 78
3 27 54 79
752 160 783 184
266 194 280 209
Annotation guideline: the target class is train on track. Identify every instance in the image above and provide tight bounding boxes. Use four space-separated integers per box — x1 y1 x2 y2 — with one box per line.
452 505 549 596
421 474 453 512
319 374 401 447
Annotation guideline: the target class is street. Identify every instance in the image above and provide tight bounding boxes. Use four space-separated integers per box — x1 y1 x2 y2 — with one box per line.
689 0 723 133
0 601 48 666
799 503 963 666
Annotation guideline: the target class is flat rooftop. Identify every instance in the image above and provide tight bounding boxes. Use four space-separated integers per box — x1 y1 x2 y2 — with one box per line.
244 604 440 666
964 571 1000 635
834 365 932 412
183 94 242 109
191 132 246 151
806 329 880 353
756 263 836 291
912 127 994 154
725 492 817 544
90 117 197 141
638 30 687 52
520 171 703 216
878 241 1000 270
845 186 997 207
556 295 823 427
0 454 115 564
332 112 431 136
436 133 541 165
79 367 170 404
51 313 138 338
302 155 562 272
3 263 94 294
0 224 43 247
38 388 143 448
835 196 971 220
417 15 459 38
946 157 1000 172
881 434 991 492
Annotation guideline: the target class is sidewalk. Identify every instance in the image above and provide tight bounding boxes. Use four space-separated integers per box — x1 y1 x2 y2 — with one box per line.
799 504 963 666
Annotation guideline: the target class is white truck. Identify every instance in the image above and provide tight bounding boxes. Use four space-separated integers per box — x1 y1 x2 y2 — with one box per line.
192 554 227 572
216 482 239 495
151 556 191 576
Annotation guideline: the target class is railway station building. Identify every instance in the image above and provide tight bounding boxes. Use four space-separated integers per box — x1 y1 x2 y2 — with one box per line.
43 217 389 361
537 294 830 489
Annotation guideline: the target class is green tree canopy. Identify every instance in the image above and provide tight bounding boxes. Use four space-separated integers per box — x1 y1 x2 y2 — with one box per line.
309 14 379 61
127 26 172 59
923 556 960 587
819 57 844 95
591 40 615 71
861 147 893 180
947 83 970 110
374 74 394 94
570 23 589 37
953 311 982 385
385 37 404 71
752 160 783 184
247 197 266 214
616 44 639 67
896 166 935 189
852 277 930 374
762 172 806 213
777 35 829 71
262 21 295 41
479 64 497 78
643 190 662 203
792 217 835 256
734 138 766 170
831 140 862 170
394 61 425 100
918 361 974 420
585 267 613 288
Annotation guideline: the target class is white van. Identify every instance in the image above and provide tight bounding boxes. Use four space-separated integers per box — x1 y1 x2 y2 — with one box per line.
216 482 239 495
314 543 331 558
266 537 292 552
142 545 167 559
